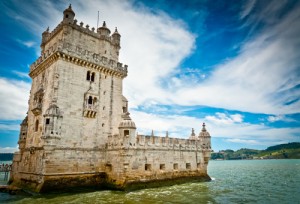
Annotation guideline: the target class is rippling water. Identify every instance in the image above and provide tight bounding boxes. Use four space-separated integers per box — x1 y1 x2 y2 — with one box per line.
1 159 299 203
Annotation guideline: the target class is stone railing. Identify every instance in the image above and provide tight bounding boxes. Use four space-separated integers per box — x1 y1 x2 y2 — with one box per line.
30 39 127 76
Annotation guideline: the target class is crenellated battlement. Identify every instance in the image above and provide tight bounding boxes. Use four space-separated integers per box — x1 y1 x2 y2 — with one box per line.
42 19 119 48
30 38 127 78
107 133 211 150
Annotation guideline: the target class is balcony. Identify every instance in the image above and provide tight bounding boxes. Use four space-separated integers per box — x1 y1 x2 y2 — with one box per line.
83 104 97 118
32 103 42 116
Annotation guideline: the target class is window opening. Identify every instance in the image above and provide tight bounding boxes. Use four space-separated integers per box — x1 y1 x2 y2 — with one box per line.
173 163 178 170
91 72 95 82
124 130 129 136
86 71 90 81
145 164 151 171
46 118 50 125
35 120 39 132
160 164 165 170
186 163 191 170
88 96 93 105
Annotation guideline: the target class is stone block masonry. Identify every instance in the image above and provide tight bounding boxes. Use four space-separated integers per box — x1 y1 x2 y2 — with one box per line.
9 4 212 193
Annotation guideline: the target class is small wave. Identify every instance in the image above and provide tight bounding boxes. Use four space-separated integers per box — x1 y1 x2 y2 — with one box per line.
211 177 216 181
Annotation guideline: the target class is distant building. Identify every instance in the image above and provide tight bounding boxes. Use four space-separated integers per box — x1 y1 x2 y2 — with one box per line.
10 5 212 193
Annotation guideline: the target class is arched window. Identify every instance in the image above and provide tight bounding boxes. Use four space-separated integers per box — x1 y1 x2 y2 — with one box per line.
91 72 95 82
88 96 93 105
35 120 39 132
86 71 90 81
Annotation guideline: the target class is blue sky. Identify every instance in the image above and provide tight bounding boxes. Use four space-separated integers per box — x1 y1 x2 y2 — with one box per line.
0 0 299 153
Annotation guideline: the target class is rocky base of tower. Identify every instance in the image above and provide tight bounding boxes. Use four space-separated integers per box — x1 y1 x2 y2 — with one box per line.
8 171 211 193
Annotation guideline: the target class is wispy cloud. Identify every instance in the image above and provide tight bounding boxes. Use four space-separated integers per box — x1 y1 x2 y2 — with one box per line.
167 1 300 115
16 39 36 48
12 70 30 79
240 0 256 19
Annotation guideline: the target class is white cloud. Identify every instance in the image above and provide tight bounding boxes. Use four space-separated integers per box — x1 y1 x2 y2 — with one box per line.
205 113 243 125
0 146 18 153
226 138 259 145
0 78 30 120
12 70 30 79
16 39 36 48
0 123 20 131
267 115 295 123
131 110 299 147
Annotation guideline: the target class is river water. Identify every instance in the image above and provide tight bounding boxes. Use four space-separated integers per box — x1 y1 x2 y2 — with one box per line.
1 159 299 203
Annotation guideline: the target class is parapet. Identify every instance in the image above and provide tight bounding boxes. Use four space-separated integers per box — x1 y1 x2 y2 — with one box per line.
107 133 211 151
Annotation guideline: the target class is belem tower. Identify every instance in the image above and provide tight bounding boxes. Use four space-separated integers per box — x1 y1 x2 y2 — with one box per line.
10 5 212 193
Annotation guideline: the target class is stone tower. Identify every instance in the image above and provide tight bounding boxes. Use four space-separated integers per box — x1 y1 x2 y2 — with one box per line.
10 5 212 193
10 5 129 192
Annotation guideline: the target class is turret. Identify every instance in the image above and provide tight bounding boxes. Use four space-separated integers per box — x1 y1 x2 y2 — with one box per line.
18 116 28 150
199 122 211 165
63 4 75 23
112 27 121 46
43 104 63 139
41 27 49 53
97 21 111 39
199 123 211 148
118 112 136 147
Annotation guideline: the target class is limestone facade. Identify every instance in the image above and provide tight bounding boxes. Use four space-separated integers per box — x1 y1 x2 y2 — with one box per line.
10 5 212 192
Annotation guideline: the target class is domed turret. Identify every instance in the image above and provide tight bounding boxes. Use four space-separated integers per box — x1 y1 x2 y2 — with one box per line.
63 4 75 23
199 123 211 150
199 123 210 137
118 112 136 147
119 112 136 129
97 21 111 38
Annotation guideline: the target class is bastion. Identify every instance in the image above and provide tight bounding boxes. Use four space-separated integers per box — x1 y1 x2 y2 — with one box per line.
9 5 212 193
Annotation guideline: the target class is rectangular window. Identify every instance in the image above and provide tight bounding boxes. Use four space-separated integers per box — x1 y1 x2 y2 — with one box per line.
46 118 50 125
160 164 165 170
197 163 201 169
173 163 178 170
124 130 129 136
145 164 151 171
186 163 191 170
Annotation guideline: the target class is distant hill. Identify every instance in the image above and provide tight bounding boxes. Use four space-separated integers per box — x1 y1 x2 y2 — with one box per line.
0 153 14 161
211 142 300 160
